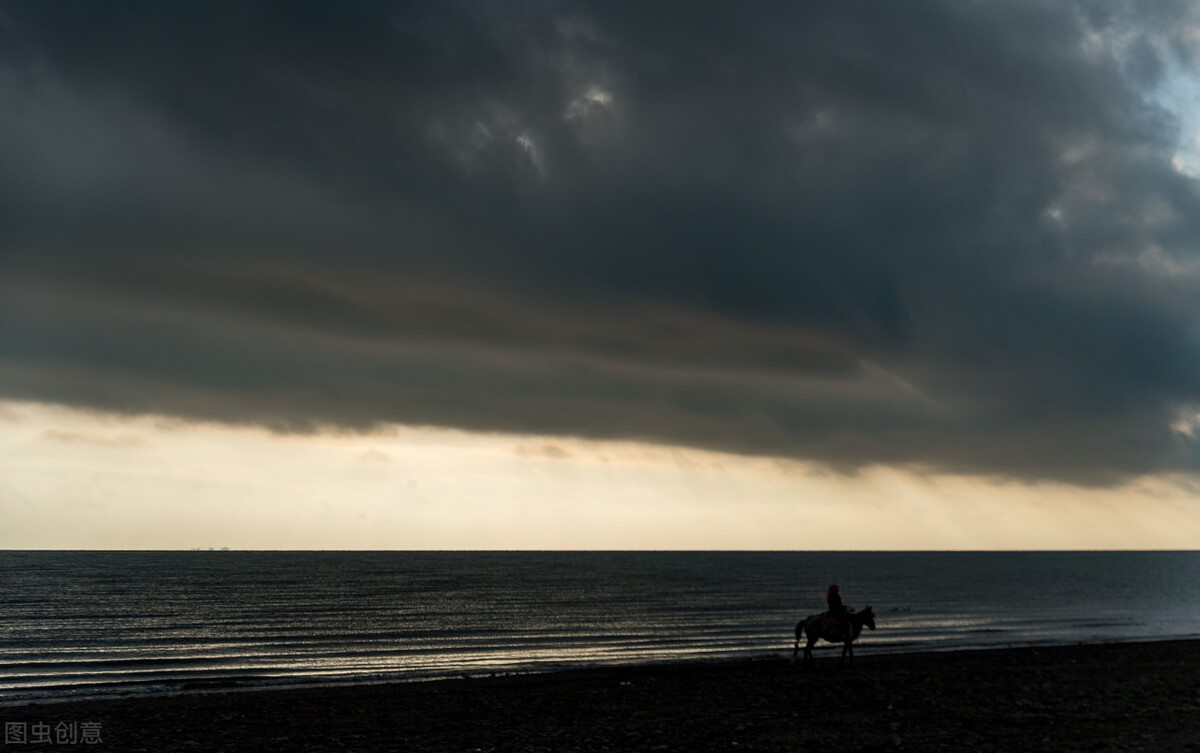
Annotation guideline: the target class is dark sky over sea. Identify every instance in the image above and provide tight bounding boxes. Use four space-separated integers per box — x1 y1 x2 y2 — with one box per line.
3 2 1200 485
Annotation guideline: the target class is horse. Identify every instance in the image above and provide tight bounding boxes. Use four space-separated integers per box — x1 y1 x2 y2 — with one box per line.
790 605 876 666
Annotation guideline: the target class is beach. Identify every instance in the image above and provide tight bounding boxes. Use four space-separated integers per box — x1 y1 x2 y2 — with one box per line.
8 639 1200 752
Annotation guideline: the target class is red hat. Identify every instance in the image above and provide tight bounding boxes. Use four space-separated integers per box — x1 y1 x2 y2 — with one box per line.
826 584 839 597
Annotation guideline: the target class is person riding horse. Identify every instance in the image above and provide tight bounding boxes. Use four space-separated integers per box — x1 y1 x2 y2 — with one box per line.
826 584 852 640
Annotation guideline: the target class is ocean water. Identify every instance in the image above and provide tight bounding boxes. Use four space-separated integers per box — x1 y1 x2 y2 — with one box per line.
2 551 1199 703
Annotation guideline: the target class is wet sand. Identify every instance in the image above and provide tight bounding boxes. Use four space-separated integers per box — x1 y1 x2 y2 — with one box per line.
8 640 1200 751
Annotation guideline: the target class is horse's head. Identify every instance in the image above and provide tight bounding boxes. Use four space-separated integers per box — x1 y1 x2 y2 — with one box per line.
861 605 876 631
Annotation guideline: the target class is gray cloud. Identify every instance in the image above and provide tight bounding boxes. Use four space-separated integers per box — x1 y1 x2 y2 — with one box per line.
40 429 150 449
3 0 1200 483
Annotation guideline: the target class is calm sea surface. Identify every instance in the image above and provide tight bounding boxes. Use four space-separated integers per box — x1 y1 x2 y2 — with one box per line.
2 551 1199 702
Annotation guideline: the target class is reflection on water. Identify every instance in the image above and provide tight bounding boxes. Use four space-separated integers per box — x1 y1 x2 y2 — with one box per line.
2 551 1199 702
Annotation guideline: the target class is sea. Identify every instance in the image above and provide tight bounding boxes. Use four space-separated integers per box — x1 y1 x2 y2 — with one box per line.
3 550 1199 704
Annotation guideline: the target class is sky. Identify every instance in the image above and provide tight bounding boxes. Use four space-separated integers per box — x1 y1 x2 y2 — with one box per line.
3 1 1200 549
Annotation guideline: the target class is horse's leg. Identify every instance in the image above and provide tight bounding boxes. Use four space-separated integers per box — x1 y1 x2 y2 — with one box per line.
790 621 803 665
839 620 858 667
803 635 816 666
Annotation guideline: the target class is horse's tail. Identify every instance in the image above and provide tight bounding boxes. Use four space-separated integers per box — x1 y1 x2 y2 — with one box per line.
790 618 808 665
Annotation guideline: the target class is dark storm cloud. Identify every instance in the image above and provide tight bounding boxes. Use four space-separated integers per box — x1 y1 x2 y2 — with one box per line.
3 0 1200 482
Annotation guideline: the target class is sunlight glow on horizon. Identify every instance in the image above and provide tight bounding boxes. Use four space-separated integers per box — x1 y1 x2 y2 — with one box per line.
1 400 1198 551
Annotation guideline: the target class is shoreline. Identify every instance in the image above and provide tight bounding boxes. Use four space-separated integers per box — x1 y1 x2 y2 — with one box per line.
6 639 1200 751
7 633 1198 708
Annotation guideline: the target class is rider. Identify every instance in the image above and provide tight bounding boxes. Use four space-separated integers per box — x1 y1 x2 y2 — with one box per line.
826 584 852 640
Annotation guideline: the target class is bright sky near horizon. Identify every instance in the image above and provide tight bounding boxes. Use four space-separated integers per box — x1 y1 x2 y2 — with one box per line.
4 401 1199 550
4 3 1200 549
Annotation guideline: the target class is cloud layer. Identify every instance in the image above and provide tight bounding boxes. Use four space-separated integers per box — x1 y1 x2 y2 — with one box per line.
4 1 1200 482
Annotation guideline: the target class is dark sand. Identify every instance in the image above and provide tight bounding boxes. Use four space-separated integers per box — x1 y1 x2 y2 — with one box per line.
8 640 1200 751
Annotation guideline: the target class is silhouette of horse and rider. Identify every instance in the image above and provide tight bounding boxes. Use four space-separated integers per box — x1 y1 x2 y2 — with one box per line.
791 584 876 666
